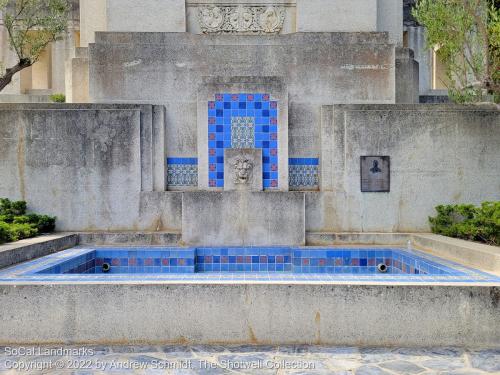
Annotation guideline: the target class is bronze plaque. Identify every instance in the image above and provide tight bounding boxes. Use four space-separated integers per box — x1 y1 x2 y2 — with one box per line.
360 156 390 192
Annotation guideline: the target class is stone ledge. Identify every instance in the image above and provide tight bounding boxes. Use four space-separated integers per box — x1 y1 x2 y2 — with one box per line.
0 233 78 270
306 232 411 246
412 234 500 275
77 232 182 246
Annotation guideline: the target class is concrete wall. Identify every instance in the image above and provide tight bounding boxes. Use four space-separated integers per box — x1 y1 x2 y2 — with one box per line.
312 104 500 232
0 104 498 233
89 32 396 160
297 0 378 33
80 0 106 47
405 26 432 95
106 0 186 33
395 47 419 103
0 283 498 347
0 104 180 232
66 48 89 103
377 0 403 46
182 192 305 246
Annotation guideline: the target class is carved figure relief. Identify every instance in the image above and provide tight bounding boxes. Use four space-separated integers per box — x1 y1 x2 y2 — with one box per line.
234 158 253 184
198 6 285 34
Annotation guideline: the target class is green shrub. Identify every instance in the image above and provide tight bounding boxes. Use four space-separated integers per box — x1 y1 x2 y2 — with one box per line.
429 202 500 246
0 222 9 244
0 198 27 216
24 214 56 233
0 198 56 244
49 93 66 103
5 223 38 242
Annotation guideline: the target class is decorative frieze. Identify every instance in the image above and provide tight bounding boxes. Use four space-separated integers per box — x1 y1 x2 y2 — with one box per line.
198 6 285 34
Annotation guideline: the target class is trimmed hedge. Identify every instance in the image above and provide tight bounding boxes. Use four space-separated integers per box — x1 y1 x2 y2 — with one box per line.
429 201 500 246
0 198 56 244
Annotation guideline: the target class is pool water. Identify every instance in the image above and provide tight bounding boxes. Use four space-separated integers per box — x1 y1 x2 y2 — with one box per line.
35 247 466 275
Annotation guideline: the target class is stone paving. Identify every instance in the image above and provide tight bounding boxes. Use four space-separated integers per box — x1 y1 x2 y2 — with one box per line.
0 345 499 374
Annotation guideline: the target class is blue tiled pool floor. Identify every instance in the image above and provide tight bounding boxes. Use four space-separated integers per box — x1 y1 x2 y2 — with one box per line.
0 246 498 285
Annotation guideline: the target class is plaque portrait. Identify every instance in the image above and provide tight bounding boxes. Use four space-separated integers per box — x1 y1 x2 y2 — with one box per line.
360 156 390 192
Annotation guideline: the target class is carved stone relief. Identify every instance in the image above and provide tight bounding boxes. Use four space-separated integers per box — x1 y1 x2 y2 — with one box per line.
234 158 253 184
198 6 285 34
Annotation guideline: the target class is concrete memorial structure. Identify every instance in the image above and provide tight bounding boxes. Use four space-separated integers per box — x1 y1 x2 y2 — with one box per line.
0 2 498 245
0 2 500 351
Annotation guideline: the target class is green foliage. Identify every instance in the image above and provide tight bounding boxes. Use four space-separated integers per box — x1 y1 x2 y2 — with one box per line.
0 222 10 243
413 0 500 103
49 93 65 102
5 222 38 242
1 0 70 63
429 201 500 245
0 197 26 217
0 0 70 92
0 198 56 244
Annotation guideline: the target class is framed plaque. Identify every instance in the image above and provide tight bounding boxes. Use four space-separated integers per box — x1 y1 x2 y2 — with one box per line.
360 156 390 192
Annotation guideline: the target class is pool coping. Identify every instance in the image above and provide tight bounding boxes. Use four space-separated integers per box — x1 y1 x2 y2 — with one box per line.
0 233 78 270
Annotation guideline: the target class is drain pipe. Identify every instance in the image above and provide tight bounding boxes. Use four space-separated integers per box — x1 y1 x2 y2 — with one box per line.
102 263 111 273
377 263 388 273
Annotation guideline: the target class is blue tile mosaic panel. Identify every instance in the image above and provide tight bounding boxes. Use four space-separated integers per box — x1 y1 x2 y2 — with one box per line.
167 158 198 187
289 158 319 190
208 93 278 189
196 248 292 272
231 117 255 148
37 248 196 274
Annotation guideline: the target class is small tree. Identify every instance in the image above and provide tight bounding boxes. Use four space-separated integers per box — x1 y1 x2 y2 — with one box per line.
413 0 500 103
0 0 69 92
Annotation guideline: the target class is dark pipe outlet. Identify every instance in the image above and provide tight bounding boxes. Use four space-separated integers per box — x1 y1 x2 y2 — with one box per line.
102 263 111 273
377 263 388 273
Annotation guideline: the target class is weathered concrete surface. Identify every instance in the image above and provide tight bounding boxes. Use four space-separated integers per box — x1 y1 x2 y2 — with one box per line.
0 104 180 232
0 234 77 270
377 0 403 46
90 32 396 160
315 105 500 232
296 0 378 32
413 234 500 275
396 47 419 103
79 0 107 47
106 0 186 33
77 232 181 246
182 192 305 246
0 283 498 347
307 232 411 246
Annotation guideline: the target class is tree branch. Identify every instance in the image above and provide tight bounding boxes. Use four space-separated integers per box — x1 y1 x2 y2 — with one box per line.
0 58 31 91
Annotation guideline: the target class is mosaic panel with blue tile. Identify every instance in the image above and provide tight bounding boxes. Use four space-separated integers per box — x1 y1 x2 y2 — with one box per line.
167 158 198 188
208 93 279 189
289 158 320 190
